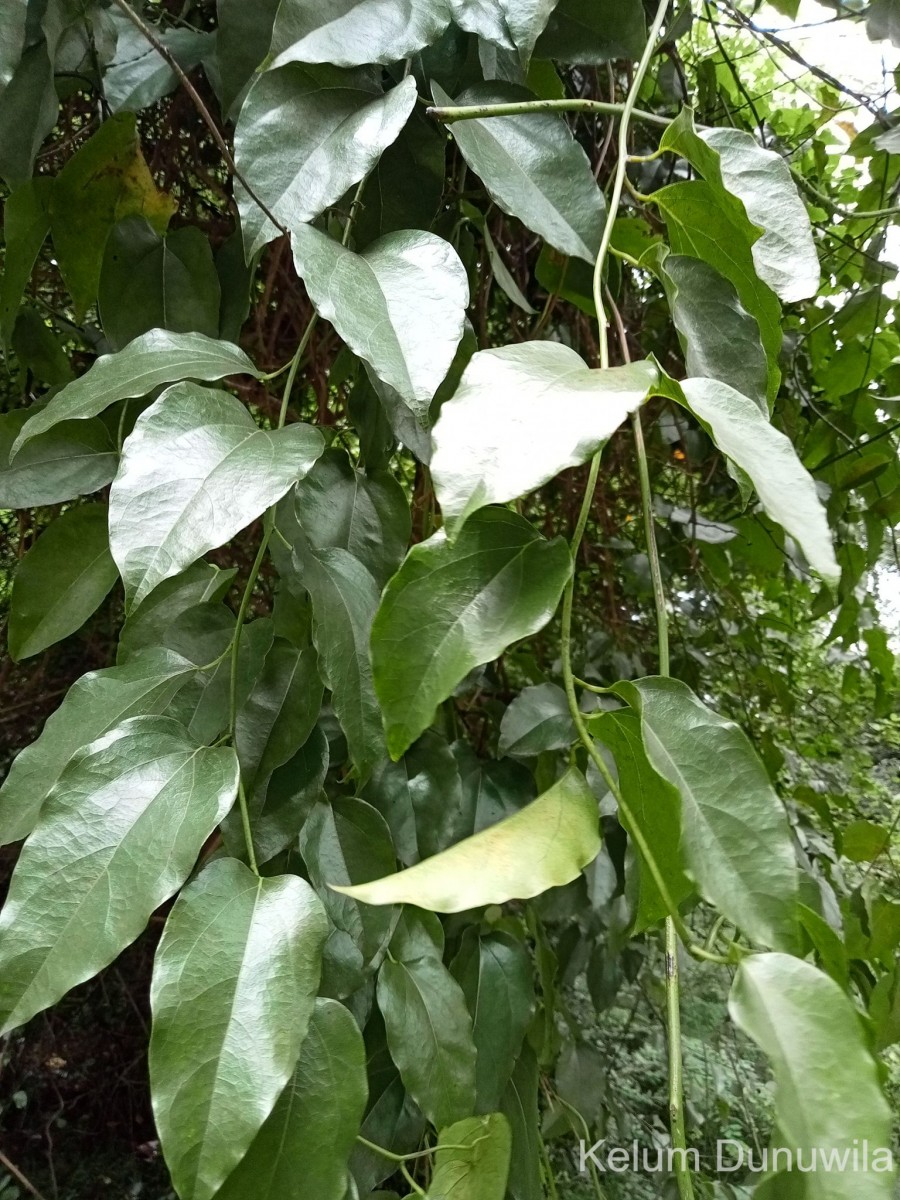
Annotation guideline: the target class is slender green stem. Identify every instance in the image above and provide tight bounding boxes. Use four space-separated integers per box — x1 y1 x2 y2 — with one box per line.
427 98 672 128
666 919 695 1200
354 1135 481 1163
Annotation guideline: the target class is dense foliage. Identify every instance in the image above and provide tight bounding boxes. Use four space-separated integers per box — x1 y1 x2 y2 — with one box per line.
1 1 899 1198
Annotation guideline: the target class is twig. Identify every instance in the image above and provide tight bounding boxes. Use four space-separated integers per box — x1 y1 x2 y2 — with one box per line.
0 1150 49 1200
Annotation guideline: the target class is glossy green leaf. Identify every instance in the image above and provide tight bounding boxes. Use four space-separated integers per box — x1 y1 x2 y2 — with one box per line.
268 0 450 69
332 767 599 912
729 953 896 1199
13 329 260 452
0 648 196 845
291 446 411 586
0 0 27 92
534 0 646 63
498 682 576 757
215 0 280 116
0 176 52 349
295 542 384 772
427 1113 511 1200
291 224 468 419
371 507 571 758
451 0 556 63
109 383 324 609
150 858 327 1200
454 742 536 835
377 950 477 1129
352 106 446 246
612 677 799 951
299 796 397 998
673 377 840 585
98 217 220 351
117 561 236 663
452 930 535 1112
104 17 208 113
432 347 655 534
0 716 238 1035
591 708 693 932
653 249 768 413
653 181 783 403
49 112 176 316
0 42 57 189
499 1048 542 1200
434 81 606 263
250 725 329 865
9 505 117 661
0 410 117 508
215 997 368 1200
235 69 416 255
660 108 820 304
183 616 274 746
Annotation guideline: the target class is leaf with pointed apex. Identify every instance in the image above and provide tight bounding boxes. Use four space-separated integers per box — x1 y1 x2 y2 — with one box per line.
652 181 782 404
9 505 117 661
611 677 799 952
296 542 385 772
291 225 468 419
333 767 599 912
591 708 693 932
498 683 576 757
534 0 646 63
291 447 411 587
433 82 606 264
377 954 477 1130
450 0 556 63
268 0 451 69
149 859 327 1200
99 217 221 351
299 796 397 998
0 716 238 1035
670 377 839 585
660 108 820 304
651 249 768 413
13 329 260 452
431 346 655 534
499 1048 542 1200
427 1113 511 1200
0 411 117 509
103 18 208 113
451 930 535 1112
0 177 52 349
729 953 896 1200
215 997 367 1200
0 649 196 846
235 69 417 255
371 508 571 758
109 384 324 610
453 742 536 835
117 561 237 663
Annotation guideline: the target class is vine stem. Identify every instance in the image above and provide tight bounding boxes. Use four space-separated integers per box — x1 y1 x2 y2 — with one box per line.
427 98 671 128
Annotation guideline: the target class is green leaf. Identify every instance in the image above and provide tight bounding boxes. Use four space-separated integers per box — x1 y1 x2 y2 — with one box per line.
0 716 238 1035
104 18 208 113
371 508 571 758
109 383 324 609
450 0 556 63
660 108 820 304
299 796 397 998
377 952 477 1130
235 69 417 255
591 708 693 932
117 561 237 663
498 683 576 757
251 725 329 865
451 930 535 1112
0 177 52 349
433 82 606 264
98 217 221 351
291 446 411 587
291 225 468 420
652 181 783 404
0 411 117 509
652 249 768 413
13 329 260 452
215 997 368 1200
454 742 536 835
332 767 599 911
671 377 840 585
729 953 896 1199
427 1113 511 1200
431 347 656 534
183 616 274 745
49 112 176 316
611 677 799 952
11 307 72 385
150 858 327 1200
296 543 385 772
534 0 647 63
268 0 450 69
0 649 197 845
9 505 117 661
499 1048 542 1200
868 0 900 44
481 218 537 312
352 106 446 246
364 730 468 866
0 0 27 92
842 820 891 863
0 42 57 189
215 0 280 117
